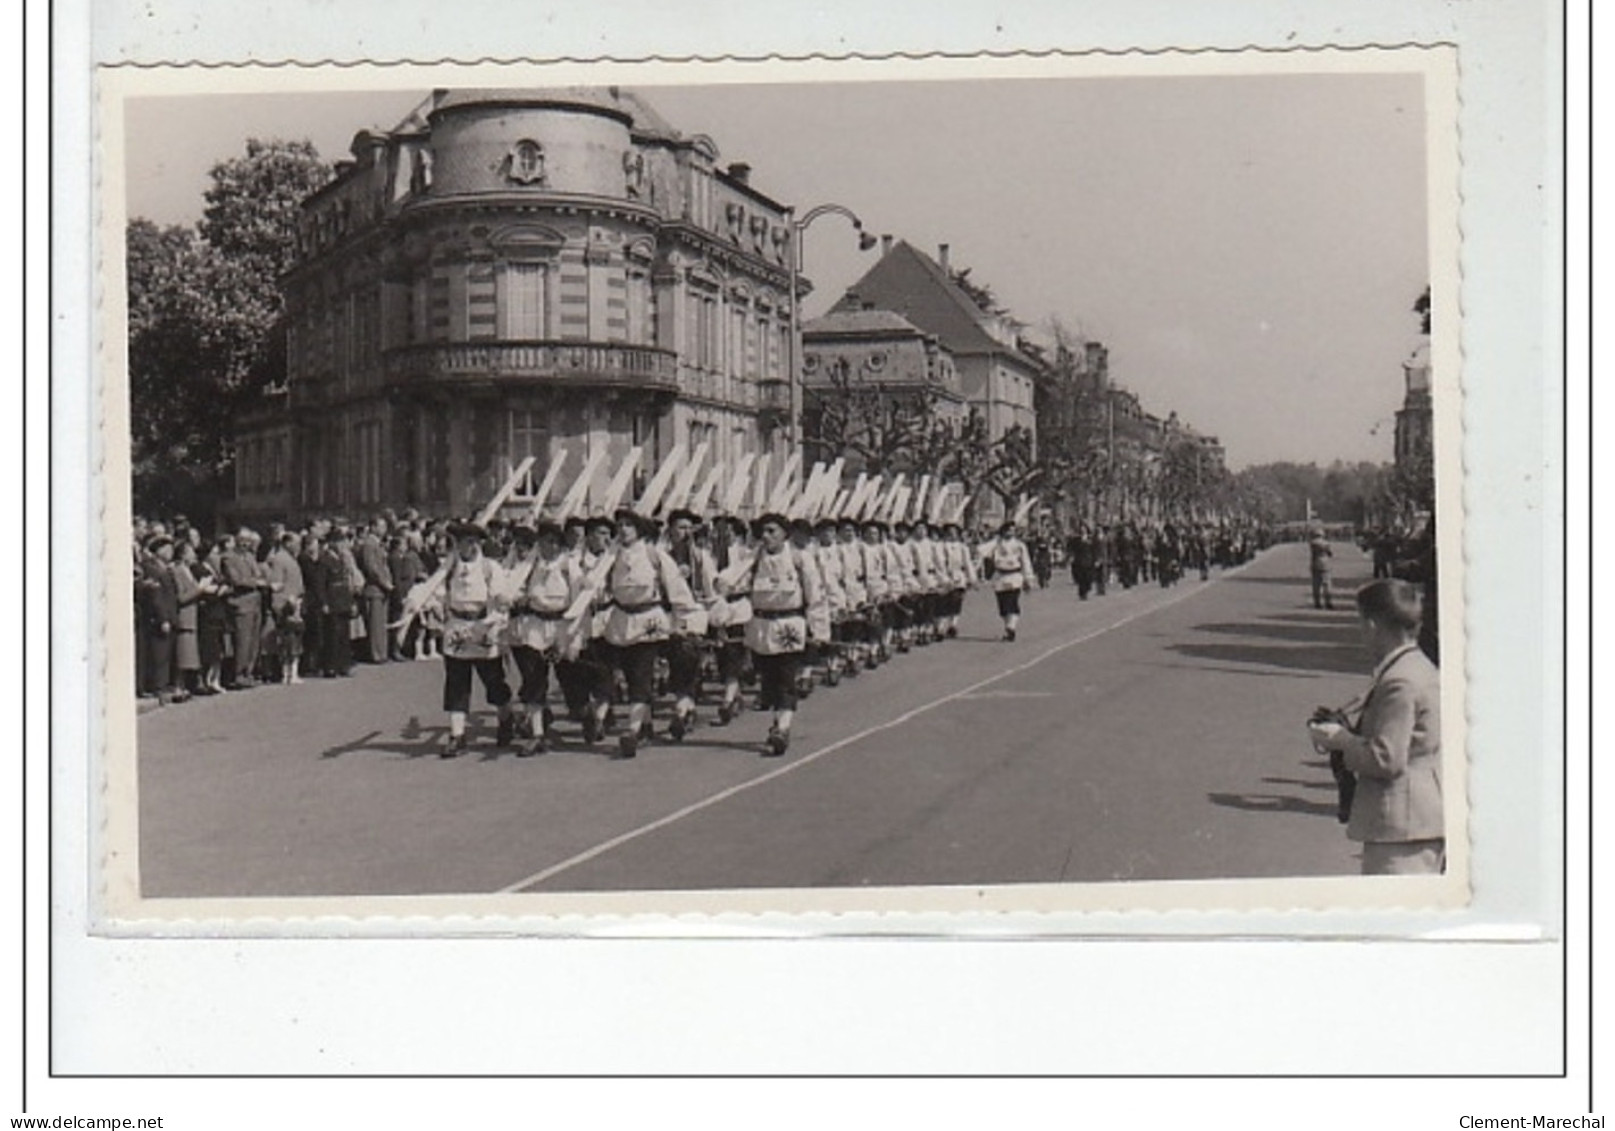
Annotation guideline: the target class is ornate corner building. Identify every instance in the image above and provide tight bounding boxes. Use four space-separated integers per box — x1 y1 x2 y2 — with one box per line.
233 87 800 520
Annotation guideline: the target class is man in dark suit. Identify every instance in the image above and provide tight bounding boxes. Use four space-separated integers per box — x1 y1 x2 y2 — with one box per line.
138 535 183 704
311 529 358 677
1067 524 1098 600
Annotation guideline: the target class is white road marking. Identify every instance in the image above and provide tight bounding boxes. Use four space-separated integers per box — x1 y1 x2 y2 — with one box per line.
497 561 1251 892
957 690 1058 700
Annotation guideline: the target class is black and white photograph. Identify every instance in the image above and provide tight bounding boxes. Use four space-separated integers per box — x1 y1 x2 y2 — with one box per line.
99 51 1468 918
37 0 1582 1107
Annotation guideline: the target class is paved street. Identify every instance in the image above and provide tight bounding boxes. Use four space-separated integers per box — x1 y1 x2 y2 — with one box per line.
137 542 1378 898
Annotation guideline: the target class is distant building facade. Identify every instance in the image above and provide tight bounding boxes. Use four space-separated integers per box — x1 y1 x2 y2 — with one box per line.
234 87 804 520
798 308 968 472
820 241 1041 447
1394 341 1433 469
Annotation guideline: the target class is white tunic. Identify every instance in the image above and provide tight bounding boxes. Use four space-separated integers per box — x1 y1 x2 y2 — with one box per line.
861 539 891 602
983 536 1029 593
813 542 847 619
838 538 868 609
732 546 827 655
504 552 581 656
441 553 507 660
601 541 698 647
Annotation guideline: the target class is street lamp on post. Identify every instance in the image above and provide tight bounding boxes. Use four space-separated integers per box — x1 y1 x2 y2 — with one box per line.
786 203 877 456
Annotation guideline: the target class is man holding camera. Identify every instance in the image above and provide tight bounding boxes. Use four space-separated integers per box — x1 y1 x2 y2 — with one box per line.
1307 579 1443 875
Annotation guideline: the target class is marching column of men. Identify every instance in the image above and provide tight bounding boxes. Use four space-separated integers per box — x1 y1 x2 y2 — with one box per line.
405 503 1004 760
388 447 1008 760
136 444 1271 758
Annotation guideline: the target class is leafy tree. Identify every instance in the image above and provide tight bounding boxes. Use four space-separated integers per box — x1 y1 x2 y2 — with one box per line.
126 138 330 518
1228 460 1393 525
948 266 1001 315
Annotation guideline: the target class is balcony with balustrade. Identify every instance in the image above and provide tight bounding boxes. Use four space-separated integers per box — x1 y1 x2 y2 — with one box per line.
383 340 680 394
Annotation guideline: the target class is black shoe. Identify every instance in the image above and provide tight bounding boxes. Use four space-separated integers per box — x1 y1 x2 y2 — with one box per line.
763 726 789 758
614 733 638 760
495 715 516 747
715 701 734 727
1005 628 1017 642
442 733 467 759
582 714 602 745
669 710 691 742
518 735 546 758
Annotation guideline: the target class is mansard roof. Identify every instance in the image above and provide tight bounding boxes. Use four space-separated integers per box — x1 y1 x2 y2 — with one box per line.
802 308 930 339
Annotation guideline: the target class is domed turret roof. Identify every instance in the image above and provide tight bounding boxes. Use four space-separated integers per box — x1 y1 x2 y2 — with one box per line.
426 87 686 134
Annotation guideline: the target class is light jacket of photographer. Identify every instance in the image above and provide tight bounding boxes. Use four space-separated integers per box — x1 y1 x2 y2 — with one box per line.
1339 644 1443 846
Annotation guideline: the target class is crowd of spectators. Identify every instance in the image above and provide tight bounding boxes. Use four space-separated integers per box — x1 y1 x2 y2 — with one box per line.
132 510 455 705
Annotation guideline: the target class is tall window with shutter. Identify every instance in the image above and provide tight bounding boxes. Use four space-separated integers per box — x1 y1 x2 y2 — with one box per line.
500 261 547 340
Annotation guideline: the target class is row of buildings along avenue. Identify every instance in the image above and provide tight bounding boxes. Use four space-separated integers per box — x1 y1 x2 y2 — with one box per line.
233 86 1222 524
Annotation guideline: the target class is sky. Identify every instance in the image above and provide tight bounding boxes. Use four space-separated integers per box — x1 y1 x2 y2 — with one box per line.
123 72 1431 470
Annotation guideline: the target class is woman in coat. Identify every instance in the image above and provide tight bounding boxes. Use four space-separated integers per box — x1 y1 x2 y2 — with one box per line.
172 540 203 695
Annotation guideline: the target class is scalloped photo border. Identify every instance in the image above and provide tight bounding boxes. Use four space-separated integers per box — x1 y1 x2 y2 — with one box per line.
89 45 1468 934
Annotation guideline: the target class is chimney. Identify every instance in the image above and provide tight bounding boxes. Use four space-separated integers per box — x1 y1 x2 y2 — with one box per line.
727 162 752 184
881 234 893 257
938 244 950 273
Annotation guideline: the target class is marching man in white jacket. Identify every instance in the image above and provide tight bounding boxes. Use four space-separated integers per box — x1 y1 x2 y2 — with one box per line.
438 521 517 757
718 511 829 757
981 517 1031 642
595 508 701 760
502 520 583 757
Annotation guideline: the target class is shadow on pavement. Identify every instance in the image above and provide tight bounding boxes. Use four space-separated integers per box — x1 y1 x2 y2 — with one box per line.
1146 660 1324 680
1261 611 1360 626
1194 620 1360 644
1207 790 1339 818
1169 640 1363 675
1167 609 1366 676
1260 775 1339 792
319 718 452 760
318 712 778 761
